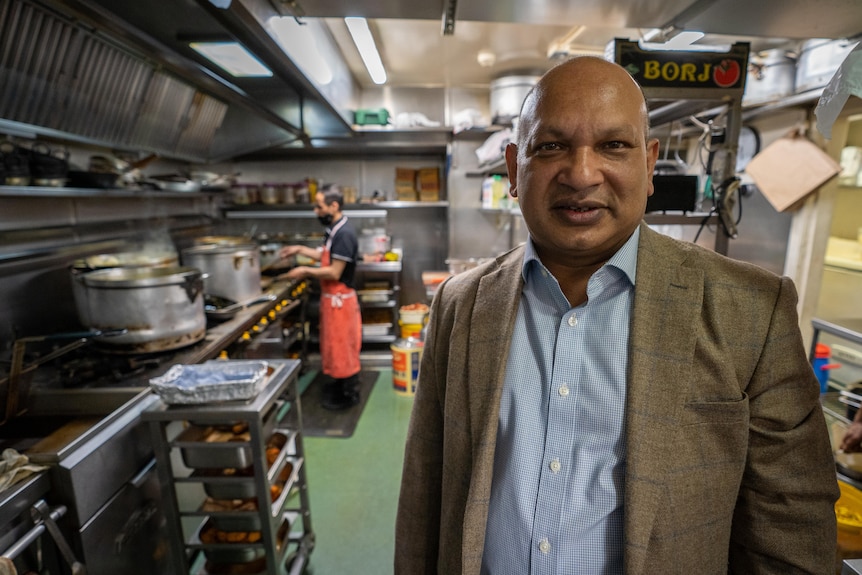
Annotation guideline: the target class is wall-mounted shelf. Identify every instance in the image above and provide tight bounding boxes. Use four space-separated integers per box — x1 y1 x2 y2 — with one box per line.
466 159 507 178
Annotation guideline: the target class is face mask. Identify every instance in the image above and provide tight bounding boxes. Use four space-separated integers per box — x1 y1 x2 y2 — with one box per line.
317 214 333 227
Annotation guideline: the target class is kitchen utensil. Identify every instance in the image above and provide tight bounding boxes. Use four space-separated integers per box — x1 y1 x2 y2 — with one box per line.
66 170 119 189
182 243 262 304
75 266 206 352
205 294 277 321
149 174 201 193
149 360 269 405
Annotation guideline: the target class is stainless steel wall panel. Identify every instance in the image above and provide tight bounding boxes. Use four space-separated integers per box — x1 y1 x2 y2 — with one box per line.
174 92 227 158
131 72 194 151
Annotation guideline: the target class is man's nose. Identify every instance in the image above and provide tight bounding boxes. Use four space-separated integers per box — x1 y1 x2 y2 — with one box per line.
558 147 602 188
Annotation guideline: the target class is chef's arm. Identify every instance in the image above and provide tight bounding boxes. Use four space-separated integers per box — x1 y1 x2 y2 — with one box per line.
281 258 346 283
841 400 862 452
279 244 321 262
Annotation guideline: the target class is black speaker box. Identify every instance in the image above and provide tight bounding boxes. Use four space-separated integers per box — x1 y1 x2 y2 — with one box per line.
647 175 698 212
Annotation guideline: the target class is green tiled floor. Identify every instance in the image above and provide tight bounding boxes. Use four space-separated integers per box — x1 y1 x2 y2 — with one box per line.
297 367 414 574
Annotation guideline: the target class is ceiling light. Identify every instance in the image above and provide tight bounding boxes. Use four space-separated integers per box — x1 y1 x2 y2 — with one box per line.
189 42 273 77
345 17 387 85
640 30 731 52
269 17 333 85
477 50 496 67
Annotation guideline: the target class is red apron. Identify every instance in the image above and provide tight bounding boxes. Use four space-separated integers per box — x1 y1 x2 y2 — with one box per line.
319 244 362 378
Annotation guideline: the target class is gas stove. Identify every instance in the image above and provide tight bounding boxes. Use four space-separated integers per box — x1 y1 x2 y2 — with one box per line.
0 278 306 421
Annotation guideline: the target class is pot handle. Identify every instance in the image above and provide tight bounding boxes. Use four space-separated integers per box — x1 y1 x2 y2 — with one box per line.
233 254 257 270
181 274 206 303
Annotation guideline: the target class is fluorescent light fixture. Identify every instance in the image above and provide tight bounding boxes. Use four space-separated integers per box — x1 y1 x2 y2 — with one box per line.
269 17 333 85
640 30 731 52
189 42 273 77
345 17 387 85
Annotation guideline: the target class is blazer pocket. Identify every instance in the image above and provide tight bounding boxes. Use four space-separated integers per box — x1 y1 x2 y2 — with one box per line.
682 393 748 426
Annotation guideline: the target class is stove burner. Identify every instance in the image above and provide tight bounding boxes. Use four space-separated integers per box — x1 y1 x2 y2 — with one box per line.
54 352 174 388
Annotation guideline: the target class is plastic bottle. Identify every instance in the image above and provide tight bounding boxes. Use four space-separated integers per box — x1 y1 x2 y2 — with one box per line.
391 327 423 396
491 175 507 209
481 176 495 209
813 343 841 393
391 308 427 396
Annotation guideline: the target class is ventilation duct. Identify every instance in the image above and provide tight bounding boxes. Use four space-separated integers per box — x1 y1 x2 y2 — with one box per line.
0 0 226 161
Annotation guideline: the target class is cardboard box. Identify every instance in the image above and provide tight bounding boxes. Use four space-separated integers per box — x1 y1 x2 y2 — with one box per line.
745 134 841 212
417 167 440 201
395 167 418 201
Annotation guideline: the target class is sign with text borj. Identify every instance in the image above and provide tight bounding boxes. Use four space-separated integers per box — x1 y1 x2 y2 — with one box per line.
613 39 750 95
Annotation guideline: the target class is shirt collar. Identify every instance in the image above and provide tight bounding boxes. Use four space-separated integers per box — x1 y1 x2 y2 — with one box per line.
522 226 640 286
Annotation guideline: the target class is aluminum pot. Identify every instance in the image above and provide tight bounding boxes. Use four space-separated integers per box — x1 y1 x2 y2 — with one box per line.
75 266 206 352
181 243 261 303
259 242 283 269
796 38 859 93
71 251 180 326
490 74 540 125
193 236 251 247
743 49 796 105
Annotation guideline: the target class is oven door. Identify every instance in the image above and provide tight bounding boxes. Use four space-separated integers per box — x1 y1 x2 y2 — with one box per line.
78 458 170 575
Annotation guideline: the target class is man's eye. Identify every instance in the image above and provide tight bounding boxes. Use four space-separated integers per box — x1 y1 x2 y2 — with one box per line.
535 142 561 152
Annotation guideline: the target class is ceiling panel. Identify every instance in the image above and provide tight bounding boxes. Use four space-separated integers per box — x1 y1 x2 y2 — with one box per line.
454 0 697 28
681 0 862 40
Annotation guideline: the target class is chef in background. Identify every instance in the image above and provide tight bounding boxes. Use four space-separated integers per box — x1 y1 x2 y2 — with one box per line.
279 185 362 410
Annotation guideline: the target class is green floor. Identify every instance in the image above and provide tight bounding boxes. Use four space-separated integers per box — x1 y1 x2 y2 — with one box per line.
296 367 414 575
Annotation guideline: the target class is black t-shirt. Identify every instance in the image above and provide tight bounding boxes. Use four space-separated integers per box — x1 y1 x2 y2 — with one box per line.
324 216 358 289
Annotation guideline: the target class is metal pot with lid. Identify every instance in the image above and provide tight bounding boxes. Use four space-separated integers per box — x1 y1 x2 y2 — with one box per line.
75 266 206 352
181 243 262 304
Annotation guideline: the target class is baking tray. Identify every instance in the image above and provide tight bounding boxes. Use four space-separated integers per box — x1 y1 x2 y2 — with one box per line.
181 429 291 485
201 498 262 532
358 289 393 303
362 323 392 336
195 518 265 564
150 361 269 405
176 424 283 469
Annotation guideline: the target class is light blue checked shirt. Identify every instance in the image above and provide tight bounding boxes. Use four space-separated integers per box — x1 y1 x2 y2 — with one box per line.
481 227 639 575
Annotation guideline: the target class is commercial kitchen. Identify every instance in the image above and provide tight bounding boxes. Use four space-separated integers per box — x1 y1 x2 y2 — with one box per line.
1 0 862 573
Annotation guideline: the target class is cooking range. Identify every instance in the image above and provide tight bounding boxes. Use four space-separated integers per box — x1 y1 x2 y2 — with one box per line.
0 278 307 575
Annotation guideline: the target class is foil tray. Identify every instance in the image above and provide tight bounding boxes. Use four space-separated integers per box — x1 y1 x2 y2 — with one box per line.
149 361 269 405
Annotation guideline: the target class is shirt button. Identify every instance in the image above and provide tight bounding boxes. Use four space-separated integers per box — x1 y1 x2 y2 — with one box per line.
567 314 578 327
558 385 569 397
549 459 561 473
538 538 551 554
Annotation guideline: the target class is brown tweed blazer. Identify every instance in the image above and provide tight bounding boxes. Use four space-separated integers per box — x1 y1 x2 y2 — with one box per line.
395 223 839 575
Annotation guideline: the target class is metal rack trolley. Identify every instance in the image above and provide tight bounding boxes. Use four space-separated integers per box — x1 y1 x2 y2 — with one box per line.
142 359 314 575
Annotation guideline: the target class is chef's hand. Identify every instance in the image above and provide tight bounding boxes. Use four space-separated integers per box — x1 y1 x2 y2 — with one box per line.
280 245 301 259
278 266 307 281
841 422 862 453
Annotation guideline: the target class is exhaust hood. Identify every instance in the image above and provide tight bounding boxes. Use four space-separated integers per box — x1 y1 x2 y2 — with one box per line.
0 0 359 163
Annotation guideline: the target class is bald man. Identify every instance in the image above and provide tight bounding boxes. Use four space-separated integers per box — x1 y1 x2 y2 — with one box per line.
395 56 838 575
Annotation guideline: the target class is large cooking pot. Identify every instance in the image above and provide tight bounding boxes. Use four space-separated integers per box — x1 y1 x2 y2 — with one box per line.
490 74 540 125
181 243 262 303
743 49 796 106
193 236 252 247
796 38 859 93
71 250 180 326
74 266 206 352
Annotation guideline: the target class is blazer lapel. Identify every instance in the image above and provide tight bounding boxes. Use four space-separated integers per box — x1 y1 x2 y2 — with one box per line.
458 250 525 566
623 226 704 575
